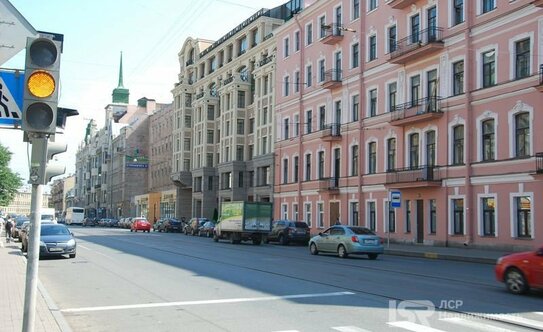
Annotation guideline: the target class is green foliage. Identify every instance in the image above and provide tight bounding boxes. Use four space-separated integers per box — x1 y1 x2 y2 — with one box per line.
0 144 23 206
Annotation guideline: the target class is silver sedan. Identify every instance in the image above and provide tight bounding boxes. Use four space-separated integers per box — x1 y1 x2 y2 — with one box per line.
309 225 384 260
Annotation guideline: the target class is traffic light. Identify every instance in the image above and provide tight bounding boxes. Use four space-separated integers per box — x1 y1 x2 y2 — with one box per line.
28 137 67 185
22 36 62 134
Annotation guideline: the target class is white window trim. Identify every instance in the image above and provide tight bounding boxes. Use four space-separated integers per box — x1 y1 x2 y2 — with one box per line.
292 202 298 221
318 14 327 39
366 33 377 62
424 65 440 98
292 153 299 182
349 141 359 176
365 138 378 174
477 0 496 16
475 111 498 162
305 21 313 46
316 201 325 228
294 70 300 93
448 55 465 97
304 152 312 180
366 199 377 229
384 22 397 54
333 98 342 124
306 63 313 87
507 101 534 158
448 194 466 235
384 198 396 233
509 192 534 239
366 0 378 13
318 103 327 129
447 116 466 164
351 93 360 122
283 74 290 97
508 32 534 81
422 125 439 166
316 148 326 179
448 0 465 27
384 132 397 172
348 200 359 226
366 85 379 117
385 79 397 113
281 203 288 220
304 202 312 227
476 44 498 89
283 36 290 58
282 157 289 183
294 29 301 53
404 128 422 167
333 4 342 25
350 40 360 69
318 57 326 82
477 193 498 237
351 0 360 21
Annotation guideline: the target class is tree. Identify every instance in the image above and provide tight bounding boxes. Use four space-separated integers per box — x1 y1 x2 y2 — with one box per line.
0 143 22 206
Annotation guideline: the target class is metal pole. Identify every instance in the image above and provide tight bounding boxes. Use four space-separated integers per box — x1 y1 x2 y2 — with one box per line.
22 135 47 332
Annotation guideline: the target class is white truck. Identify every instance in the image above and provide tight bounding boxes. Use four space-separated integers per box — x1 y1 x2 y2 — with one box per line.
40 208 57 223
213 201 273 245
65 207 85 225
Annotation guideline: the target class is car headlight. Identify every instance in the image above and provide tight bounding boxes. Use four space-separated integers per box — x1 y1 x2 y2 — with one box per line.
67 239 76 247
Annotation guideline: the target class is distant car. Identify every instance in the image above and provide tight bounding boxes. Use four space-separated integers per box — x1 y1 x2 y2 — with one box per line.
163 218 182 233
184 218 209 235
266 220 310 245
22 223 76 259
82 218 97 227
495 245 543 294
131 218 151 232
309 226 384 260
108 219 119 228
153 219 166 232
18 221 31 245
12 217 30 239
198 221 216 237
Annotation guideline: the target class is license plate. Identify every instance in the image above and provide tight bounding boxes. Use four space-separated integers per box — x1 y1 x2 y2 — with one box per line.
48 247 63 252
364 239 377 245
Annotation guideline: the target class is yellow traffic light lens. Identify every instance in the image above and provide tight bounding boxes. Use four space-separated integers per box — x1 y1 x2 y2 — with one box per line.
27 71 56 98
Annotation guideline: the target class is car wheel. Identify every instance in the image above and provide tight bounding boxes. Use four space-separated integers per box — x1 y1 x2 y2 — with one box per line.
337 245 348 258
130 229 133 232
279 234 288 246
368 254 378 260
505 268 529 294
69 253 76 259
310 243 319 255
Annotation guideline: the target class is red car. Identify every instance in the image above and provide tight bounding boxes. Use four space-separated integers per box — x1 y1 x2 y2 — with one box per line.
495 245 543 294
130 218 151 233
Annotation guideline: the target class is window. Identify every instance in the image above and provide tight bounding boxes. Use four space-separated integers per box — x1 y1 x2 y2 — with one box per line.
293 156 300 182
429 199 437 234
262 107 268 125
318 151 325 179
351 95 359 121
318 59 325 82
207 153 213 167
284 76 290 96
411 14 420 43
236 145 244 161
368 0 377 11
388 201 396 232
350 202 359 226
304 203 312 227
319 16 326 39
351 145 359 176
368 142 376 174
482 197 495 236
294 71 300 93
262 136 267 154
249 118 255 133
409 133 419 168
293 203 298 221
184 115 191 128
515 196 531 238
237 119 244 135
239 36 247 55
319 105 326 130
482 50 496 88
410 75 420 106
368 201 376 231
294 31 300 52
294 114 299 137
369 89 377 117
369 35 377 61
482 0 495 14
453 0 464 25
515 39 530 80
388 25 397 53
453 125 464 165
282 159 288 184
306 65 313 87
306 23 313 45
405 200 411 233
426 130 436 166
482 119 495 161
317 203 324 228
351 43 359 68
452 199 464 235
284 37 290 57
305 153 311 181
293 156 299 182
353 0 360 20
238 171 244 187
515 112 530 157
453 60 464 96
306 110 313 134
207 130 214 144
283 118 290 139
387 138 396 171
184 138 191 150
388 82 397 112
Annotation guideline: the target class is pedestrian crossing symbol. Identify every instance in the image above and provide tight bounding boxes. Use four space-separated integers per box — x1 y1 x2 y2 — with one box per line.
0 69 24 127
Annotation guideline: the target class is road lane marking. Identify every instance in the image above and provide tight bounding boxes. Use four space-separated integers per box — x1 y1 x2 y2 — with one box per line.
61 291 355 313
486 314 543 330
332 326 373 332
387 321 446 332
77 244 115 260
441 317 514 332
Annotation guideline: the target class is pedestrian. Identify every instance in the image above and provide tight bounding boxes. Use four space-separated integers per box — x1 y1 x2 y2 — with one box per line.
4 217 13 243
334 217 341 225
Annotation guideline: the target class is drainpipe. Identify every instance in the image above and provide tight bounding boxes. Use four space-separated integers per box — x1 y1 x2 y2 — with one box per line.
294 14 304 223
464 5 475 245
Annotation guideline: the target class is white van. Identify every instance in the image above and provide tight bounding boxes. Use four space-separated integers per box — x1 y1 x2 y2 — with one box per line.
40 208 57 223
65 207 84 225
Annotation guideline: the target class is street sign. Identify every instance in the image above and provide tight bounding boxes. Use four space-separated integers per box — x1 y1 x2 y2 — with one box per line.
0 69 24 127
0 0 38 64
390 191 401 208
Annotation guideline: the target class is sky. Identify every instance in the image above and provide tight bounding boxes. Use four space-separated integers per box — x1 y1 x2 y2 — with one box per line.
0 0 287 182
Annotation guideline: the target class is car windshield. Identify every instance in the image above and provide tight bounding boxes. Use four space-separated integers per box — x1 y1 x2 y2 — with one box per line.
348 227 375 235
42 214 54 221
293 222 308 228
16 219 27 226
41 225 70 236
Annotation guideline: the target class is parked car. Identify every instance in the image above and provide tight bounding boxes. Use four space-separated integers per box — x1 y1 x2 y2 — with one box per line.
198 221 216 237
18 221 31 247
495 245 543 294
130 218 151 232
184 218 209 235
309 225 384 260
22 223 76 258
163 218 183 233
266 220 310 245
12 217 30 239
82 218 97 227
108 219 119 228
153 219 166 232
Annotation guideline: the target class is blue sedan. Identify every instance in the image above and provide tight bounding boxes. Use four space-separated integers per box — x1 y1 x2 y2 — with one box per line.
309 225 384 260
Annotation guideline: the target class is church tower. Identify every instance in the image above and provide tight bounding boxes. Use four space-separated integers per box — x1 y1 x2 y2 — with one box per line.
112 52 129 104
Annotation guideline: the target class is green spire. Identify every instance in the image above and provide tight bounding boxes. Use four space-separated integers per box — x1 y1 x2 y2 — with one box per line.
112 51 129 104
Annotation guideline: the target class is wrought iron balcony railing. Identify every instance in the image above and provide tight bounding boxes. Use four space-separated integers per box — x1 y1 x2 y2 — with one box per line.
390 96 442 123
386 165 441 185
536 152 543 174
390 27 444 60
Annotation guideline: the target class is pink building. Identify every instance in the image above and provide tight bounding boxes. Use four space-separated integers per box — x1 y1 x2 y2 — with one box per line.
274 0 543 250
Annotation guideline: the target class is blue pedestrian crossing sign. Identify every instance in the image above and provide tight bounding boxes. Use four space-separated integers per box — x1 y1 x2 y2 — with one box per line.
390 191 401 208
0 69 24 127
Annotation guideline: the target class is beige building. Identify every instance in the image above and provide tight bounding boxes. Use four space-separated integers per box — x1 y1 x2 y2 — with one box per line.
50 175 75 219
0 186 50 216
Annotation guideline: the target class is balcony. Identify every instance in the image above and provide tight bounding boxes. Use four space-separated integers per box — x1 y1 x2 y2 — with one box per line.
221 73 250 87
318 123 341 141
536 153 543 174
321 69 342 90
385 0 417 9
259 55 273 67
318 177 340 193
390 96 443 126
171 171 192 188
389 28 444 64
536 65 543 92
321 24 344 45
185 58 194 67
386 166 442 188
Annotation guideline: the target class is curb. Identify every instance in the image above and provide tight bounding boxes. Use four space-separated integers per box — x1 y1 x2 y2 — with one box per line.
384 249 498 265
37 278 73 332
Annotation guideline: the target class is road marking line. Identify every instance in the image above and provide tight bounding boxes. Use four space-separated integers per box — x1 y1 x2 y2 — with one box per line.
486 314 543 330
441 317 513 332
61 291 355 313
77 244 115 260
387 321 445 332
78 245 91 250
332 326 373 332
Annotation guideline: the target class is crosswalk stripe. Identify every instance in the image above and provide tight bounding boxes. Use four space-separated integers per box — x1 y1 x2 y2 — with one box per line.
387 321 446 332
441 317 514 332
332 326 372 332
486 314 543 330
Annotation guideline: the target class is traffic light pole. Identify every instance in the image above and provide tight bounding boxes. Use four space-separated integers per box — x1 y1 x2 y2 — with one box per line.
22 135 47 332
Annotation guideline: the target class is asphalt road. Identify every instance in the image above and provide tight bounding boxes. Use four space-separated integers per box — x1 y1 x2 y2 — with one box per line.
33 226 542 332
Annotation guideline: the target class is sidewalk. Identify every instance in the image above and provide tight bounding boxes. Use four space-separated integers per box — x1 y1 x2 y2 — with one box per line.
0 225 69 332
